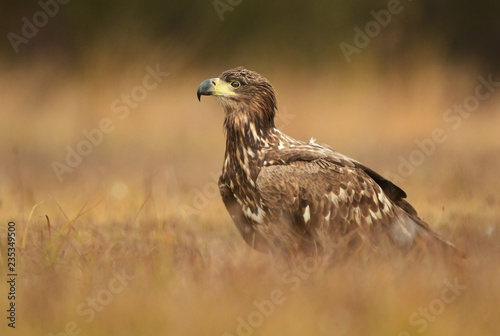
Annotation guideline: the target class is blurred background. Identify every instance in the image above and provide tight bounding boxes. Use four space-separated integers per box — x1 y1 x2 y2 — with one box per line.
1 0 499 193
2 0 500 68
1 1 500 335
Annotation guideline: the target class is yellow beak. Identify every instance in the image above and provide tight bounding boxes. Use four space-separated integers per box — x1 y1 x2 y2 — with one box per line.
197 78 236 101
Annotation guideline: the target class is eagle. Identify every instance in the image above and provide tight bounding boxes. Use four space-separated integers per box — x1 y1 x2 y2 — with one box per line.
197 66 458 260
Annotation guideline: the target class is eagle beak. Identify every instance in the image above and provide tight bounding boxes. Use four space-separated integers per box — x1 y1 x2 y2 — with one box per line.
197 78 236 101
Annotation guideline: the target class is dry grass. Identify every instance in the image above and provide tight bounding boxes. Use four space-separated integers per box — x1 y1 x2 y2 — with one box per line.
1 57 500 336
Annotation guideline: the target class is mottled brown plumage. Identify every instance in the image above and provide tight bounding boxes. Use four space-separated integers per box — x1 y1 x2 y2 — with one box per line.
197 67 458 260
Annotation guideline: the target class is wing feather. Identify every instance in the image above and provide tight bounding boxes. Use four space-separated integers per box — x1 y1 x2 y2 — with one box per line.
262 142 410 212
256 158 395 254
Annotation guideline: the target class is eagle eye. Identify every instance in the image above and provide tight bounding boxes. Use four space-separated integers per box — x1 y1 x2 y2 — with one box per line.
230 81 241 88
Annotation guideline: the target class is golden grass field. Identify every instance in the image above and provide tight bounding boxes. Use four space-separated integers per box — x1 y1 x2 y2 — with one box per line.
1 57 500 335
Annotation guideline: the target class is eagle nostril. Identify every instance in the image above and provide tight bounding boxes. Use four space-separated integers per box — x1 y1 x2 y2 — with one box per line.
211 80 217 86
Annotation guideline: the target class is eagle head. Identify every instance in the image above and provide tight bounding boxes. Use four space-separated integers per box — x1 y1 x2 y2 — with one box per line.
197 67 277 128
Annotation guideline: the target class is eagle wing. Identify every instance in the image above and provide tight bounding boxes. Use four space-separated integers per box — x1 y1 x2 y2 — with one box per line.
255 143 438 255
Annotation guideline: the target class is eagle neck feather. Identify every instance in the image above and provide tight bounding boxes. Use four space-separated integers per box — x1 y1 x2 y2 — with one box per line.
221 103 287 195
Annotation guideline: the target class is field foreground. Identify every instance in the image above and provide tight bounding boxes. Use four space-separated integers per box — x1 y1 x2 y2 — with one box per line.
1 61 500 335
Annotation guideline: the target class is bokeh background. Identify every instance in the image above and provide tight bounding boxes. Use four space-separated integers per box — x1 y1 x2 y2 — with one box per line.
1 1 500 335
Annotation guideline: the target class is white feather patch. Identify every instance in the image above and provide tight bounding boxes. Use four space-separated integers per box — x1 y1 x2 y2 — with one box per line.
330 193 339 207
245 206 265 224
249 122 259 142
377 191 393 213
369 209 382 220
325 210 331 222
338 188 348 201
303 205 311 224
353 207 361 226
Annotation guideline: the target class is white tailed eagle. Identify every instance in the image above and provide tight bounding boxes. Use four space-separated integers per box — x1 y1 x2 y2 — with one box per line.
197 67 458 259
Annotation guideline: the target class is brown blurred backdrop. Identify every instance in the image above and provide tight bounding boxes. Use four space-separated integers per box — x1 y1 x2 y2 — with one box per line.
1 1 500 335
